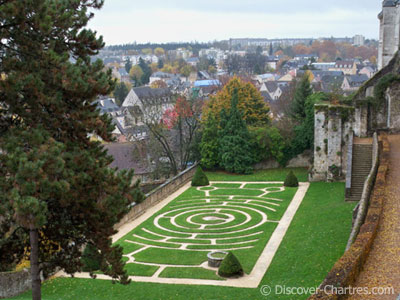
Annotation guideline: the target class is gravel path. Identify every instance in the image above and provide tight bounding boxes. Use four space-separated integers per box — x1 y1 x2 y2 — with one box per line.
348 135 400 299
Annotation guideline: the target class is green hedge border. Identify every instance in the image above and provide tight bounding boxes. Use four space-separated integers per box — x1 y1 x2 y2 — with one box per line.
308 133 390 299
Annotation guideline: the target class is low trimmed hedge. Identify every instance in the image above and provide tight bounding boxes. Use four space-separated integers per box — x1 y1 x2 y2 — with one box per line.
217 252 243 278
191 166 210 186
308 133 389 299
284 171 299 187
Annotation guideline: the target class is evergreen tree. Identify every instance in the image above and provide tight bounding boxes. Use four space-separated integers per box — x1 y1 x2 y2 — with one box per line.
114 82 129 106
158 58 164 69
290 74 313 122
291 92 326 155
138 57 152 85
219 90 254 174
0 1 143 299
200 112 220 169
191 166 209 186
124 57 132 74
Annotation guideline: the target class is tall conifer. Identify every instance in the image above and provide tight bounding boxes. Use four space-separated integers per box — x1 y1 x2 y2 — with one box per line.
0 1 143 299
219 90 254 174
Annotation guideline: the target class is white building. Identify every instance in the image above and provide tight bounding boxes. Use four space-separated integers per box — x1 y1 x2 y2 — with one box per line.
353 35 365 46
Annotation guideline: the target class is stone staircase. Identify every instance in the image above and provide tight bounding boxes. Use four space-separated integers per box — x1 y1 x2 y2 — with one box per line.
346 144 373 201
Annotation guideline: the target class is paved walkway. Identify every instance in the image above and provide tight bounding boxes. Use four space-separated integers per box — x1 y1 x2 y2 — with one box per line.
349 135 400 300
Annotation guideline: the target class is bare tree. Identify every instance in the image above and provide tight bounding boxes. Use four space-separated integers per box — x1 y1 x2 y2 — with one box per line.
127 95 202 175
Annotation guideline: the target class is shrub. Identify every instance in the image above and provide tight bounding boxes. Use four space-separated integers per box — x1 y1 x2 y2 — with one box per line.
284 171 299 187
81 244 102 272
217 252 243 278
191 166 209 186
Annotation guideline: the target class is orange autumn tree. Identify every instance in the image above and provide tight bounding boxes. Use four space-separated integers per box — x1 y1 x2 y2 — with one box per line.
203 77 270 127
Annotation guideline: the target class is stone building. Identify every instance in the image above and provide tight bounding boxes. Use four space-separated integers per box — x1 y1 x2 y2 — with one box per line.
378 0 400 69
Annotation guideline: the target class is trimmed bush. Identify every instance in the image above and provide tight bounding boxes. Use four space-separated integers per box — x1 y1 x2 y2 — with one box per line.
284 171 299 187
191 166 210 186
81 244 102 272
217 252 243 278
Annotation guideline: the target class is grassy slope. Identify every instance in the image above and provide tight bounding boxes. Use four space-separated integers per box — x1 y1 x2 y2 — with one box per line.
9 181 355 300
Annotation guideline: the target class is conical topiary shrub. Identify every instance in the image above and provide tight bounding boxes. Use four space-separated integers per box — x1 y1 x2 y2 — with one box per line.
81 244 102 272
217 252 243 278
191 166 210 186
284 170 299 187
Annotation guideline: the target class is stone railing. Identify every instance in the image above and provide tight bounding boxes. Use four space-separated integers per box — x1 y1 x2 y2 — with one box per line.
115 164 198 230
0 269 31 299
308 133 389 300
345 131 354 198
346 132 379 250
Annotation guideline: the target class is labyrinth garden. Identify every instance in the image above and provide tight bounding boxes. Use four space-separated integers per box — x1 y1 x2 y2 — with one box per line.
114 181 300 283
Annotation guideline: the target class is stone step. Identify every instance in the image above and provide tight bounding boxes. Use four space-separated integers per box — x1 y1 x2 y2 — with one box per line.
349 143 373 201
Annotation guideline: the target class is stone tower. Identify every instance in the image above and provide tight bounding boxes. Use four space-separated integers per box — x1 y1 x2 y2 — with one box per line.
378 0 400 70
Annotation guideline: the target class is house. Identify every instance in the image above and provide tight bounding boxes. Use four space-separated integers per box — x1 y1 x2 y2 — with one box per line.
260 90 273 103
341 74 369 92
118 68 130 82
329 61 357 75
265 56 280 70
359 66 376 79
94 98 120 115
192 80 221 98
259 81 282 100
104 143 153 183
194 79 221 88
186 57 200 67
294 54 318 61
311 62 336 71
122 87 173 125
198 71 212 80
278 73 294 82
149 72 177 85
319 74 345 93
254 73 277 84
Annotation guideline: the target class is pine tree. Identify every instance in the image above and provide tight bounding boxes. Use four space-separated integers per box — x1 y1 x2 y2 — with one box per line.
114 82 129 106
138 57 152 85
291 74 313 122
124 57 132 74
0 1 143 299
200 112 220 169
158 59 164 69
219 90 254 174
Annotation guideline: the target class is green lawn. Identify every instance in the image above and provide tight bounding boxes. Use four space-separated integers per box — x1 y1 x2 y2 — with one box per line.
111 180 298 279
8 170 355 300
206 168 309 182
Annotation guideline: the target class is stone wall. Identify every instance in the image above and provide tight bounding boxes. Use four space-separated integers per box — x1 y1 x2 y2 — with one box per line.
308 133 389 300
115 164 198 230
387 84 400 131
254 151 312 170
310 104 354 181
0 269 31 299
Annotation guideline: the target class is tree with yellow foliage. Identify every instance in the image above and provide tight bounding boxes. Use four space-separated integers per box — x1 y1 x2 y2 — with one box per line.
203 77 270 127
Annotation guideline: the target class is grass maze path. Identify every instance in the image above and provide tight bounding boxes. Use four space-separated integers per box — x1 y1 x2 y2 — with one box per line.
111 181 307 285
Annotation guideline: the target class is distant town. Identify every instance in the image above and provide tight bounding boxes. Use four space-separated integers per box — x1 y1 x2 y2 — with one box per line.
92 35 378 183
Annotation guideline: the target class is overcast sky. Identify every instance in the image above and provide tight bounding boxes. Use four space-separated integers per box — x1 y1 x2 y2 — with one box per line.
89 0 382 45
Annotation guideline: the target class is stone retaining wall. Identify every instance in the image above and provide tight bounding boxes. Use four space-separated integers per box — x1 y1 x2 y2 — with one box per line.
115 164 198 230
0 269 31 299
308 133 390 300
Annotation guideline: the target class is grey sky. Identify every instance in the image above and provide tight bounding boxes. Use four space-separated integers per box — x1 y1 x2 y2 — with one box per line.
89 0 382 45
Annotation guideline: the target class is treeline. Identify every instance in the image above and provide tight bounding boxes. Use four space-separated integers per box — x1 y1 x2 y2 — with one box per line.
106 42 212 52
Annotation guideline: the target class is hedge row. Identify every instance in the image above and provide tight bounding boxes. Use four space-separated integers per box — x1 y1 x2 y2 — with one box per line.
308 133 390 300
